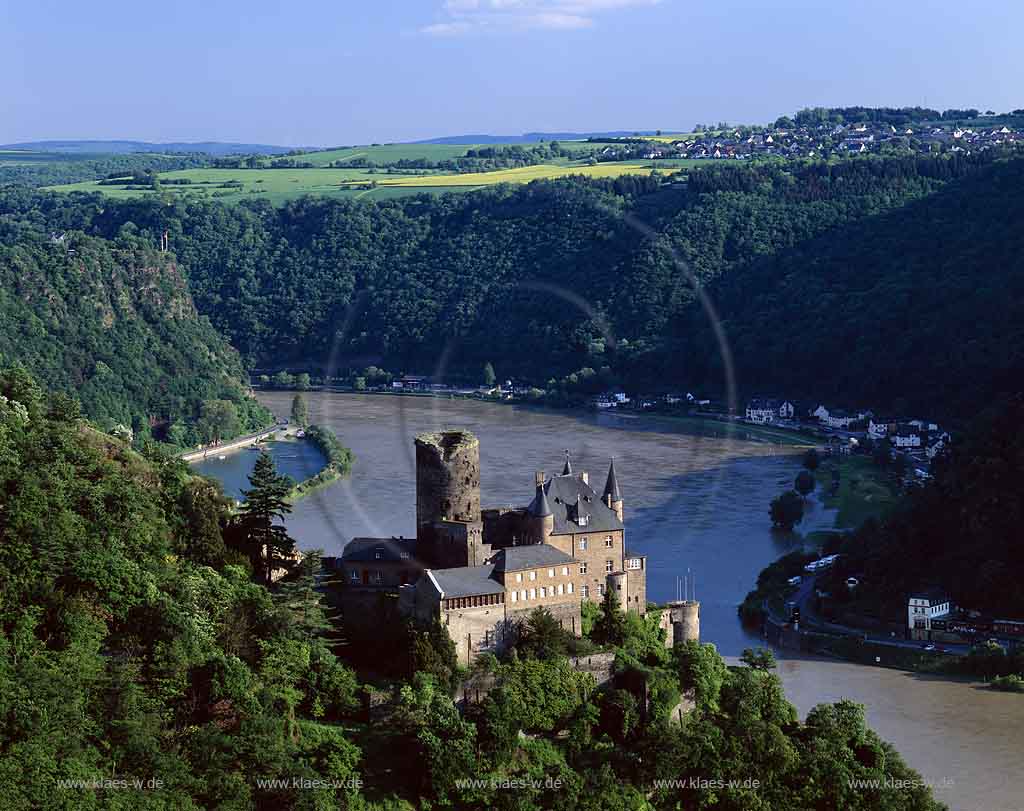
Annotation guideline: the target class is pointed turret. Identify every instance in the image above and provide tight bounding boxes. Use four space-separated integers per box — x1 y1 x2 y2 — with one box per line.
603 457 624 522
603 458 621 502
561 449 572 476
529 482 552 518
528 473 554 543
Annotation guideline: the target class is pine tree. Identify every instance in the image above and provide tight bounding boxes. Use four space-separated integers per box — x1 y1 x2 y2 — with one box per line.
593 587 627 647
239 452 295 583
274 550 334 639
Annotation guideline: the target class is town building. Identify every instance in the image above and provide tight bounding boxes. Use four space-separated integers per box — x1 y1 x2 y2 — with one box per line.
908 589 954 640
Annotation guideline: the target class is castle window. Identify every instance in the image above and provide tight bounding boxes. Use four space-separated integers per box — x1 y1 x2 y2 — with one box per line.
581 585 589 598
374 570 384 583
598 584 606 596
400 552 410 560
529 571 536 581
520 590 527 601
349 570 359 583
579 562 588 575
529 588 536 600
540 587 547 598
604 536 613 548
567 583 573 594
579 538 588 551
561 566 568 576
557 584 564 595
516 573 523 583
374 550 382 559
548 568 555 578
605 560 614 573
484 630 495 647
511 591 518 603
627 558 642 570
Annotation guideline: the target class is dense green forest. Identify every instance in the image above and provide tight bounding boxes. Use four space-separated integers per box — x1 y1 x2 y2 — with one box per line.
677 155 1024 419
5 150 1018 422
0 152 210 188
819 395 1024 620
0 207 268 443
0 366 944 809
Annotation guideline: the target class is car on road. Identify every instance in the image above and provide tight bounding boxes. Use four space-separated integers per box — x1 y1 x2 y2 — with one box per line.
921 643 936 651
788 576 802 586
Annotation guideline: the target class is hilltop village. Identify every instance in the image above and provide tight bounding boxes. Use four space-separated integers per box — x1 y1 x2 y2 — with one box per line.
326 430 697 665
593 117 1024 162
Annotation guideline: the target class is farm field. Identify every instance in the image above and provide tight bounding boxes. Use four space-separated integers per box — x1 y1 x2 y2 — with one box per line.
46 161 667 203
292 139 601 165
373 162 659 187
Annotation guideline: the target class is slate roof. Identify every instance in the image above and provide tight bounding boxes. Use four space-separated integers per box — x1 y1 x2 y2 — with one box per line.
341 537 417 563
544 473 623 535
429 564 504 598
490 544 574 573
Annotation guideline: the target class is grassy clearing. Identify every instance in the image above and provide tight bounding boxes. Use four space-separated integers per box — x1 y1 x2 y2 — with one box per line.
814 455 899 529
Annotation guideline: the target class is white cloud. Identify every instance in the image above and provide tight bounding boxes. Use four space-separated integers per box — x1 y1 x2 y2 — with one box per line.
422 0 659 36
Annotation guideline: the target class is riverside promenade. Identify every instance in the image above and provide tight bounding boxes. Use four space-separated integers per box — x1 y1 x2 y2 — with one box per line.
179 423 294 463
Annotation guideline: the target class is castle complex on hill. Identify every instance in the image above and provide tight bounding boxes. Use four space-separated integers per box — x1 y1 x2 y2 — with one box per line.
336 430 697 664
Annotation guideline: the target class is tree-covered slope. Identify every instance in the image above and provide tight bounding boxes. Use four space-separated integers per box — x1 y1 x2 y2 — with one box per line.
0 368 365 809
5 150 1019 421
0 216 268 442
682 156 1024 419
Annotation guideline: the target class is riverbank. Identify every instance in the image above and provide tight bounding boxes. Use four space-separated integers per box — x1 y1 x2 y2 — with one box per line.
286 424 355 503
257 384 822 449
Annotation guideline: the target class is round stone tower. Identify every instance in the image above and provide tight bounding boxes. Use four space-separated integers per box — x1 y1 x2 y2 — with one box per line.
668 600 700 646
607 571 629 613
415 430 481 529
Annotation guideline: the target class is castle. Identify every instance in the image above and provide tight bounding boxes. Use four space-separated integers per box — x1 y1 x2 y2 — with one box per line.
337 429 652 664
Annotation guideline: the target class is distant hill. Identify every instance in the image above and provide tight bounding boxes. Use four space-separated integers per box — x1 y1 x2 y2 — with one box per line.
411 131 666 144
0 139 302 156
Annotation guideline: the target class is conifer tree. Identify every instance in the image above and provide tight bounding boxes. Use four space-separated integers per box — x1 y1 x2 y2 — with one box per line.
240 451 295 583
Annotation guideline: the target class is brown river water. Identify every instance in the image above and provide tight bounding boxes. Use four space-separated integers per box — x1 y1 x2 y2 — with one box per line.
203 392 1023 810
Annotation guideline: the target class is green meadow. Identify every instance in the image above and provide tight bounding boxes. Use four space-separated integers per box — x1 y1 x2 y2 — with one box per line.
290 139 601 166
47 160 669 204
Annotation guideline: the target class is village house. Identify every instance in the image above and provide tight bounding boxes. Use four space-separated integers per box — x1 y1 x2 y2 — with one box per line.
908 589 954 640
744 398 795 424
813 405 870 429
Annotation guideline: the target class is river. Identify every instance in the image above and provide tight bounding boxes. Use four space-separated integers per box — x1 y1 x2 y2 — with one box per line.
223 392 1022 811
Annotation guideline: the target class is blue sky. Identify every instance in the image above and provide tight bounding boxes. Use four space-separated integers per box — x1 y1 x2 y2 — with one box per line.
1 0 1019 146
